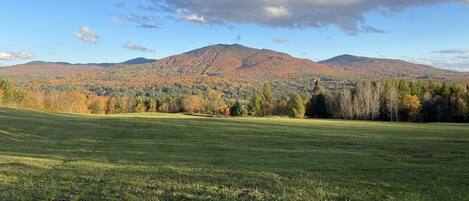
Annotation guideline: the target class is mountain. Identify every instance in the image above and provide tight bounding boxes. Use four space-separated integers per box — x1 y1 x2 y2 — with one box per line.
121 57 157 65
0 58 157 77
319 54 456 79
86 57 156 67
0 63 103 78
22 57 156 67
1 45 465 81
113 44 349 79
25 61 72 65
0 60 108 78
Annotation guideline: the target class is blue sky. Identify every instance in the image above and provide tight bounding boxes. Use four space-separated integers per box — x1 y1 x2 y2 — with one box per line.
1 0 469 71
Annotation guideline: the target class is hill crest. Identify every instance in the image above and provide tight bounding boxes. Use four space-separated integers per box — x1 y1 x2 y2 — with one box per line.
1 44 464 80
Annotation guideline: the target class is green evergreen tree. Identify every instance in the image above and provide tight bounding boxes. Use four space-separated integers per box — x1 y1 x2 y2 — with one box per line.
231 100 248 117
262 83 274 116
248 93 263 116
311 93 330 118
398 80 410 99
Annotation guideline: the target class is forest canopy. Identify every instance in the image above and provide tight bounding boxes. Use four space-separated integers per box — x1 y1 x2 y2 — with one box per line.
1 78 468 123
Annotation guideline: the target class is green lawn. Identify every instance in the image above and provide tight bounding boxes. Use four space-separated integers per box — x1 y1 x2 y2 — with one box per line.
0 107 468 201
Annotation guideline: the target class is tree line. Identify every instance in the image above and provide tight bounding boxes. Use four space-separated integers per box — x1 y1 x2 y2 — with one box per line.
1 78 468 122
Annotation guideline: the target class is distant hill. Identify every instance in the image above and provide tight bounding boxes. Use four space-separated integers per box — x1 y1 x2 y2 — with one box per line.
0 62 103 78
120 57 156 65
319 54 456 79
1 45 466 81
115 44 349 79
22 57 156 68
25 61 73 65
0 58 156 77
87 57 157 67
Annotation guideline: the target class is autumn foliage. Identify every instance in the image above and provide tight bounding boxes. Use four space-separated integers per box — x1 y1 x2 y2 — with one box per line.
1 78 468 123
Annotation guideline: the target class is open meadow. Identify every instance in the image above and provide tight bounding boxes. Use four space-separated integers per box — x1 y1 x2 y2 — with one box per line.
0 106 469 201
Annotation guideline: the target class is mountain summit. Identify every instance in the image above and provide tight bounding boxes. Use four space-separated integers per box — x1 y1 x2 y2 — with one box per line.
121 57 156 65
0 44 464 80
319 54 452 78
141 44 346 78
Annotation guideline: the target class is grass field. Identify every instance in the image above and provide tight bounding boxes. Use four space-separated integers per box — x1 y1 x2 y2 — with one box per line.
0 107 468 201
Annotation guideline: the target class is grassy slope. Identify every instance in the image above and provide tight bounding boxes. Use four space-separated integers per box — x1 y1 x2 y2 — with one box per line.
0 107 468 201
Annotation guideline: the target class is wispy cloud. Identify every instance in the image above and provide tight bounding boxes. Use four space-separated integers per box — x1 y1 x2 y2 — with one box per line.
403 55 469 72
113 14 159 29
0 50 34 61
123 42 155 53
139 4 158 11
74 26 99 44
360 25 387 34
432 48 469 54
273 36 289 43
115 2 125 8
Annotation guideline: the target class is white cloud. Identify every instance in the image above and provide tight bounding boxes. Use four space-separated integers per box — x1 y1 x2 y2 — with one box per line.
264 6 291 19
150 0 469 34
74 26 99 44
123 42 155 53
184 14 206 23
0 52 17 61
16 51 34 59
0 51 34 61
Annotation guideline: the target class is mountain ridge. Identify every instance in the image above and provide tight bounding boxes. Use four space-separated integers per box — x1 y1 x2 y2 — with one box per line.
319 54 456 78
21 57 156 67
133 44 351 79
1 44 465 80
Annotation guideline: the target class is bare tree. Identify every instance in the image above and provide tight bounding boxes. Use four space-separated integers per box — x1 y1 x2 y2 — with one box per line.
385 83 400 122
370 81 383 120
339 87 353 119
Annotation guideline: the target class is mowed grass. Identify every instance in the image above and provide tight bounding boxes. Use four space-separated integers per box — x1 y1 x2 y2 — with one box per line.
0 107 469 201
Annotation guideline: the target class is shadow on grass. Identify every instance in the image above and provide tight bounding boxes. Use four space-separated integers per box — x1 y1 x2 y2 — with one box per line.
1 107 469 200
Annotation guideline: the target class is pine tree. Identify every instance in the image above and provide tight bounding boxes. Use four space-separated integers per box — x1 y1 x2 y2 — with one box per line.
398 80 410 99
248 93 263 116
231 100 248 117
311 93 330 118
308 80 331 118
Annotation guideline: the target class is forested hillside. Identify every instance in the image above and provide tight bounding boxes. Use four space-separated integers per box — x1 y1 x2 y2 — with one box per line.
1 77 468 122
1 44 468 122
